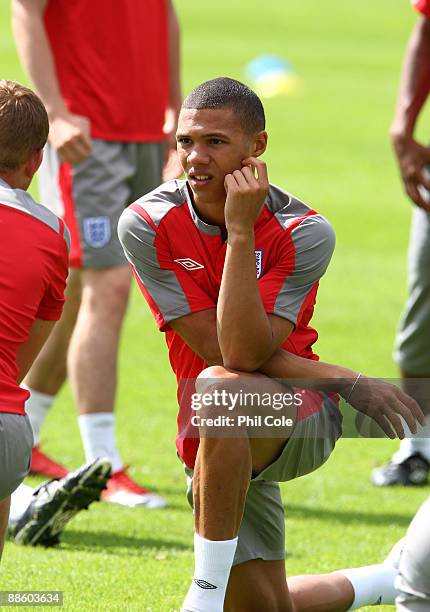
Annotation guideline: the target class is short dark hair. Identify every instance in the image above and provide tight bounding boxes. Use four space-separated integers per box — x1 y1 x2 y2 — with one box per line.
182 77 265 134
0 80 49 172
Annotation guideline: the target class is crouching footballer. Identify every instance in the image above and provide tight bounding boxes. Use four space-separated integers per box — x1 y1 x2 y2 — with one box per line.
118 78 425 611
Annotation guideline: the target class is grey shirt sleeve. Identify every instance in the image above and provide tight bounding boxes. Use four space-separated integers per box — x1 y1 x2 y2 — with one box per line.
260 215 335 325
118 207 214 330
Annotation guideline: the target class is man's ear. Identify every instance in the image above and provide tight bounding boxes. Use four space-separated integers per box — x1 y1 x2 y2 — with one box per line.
253 131 268 158
24 149 44 179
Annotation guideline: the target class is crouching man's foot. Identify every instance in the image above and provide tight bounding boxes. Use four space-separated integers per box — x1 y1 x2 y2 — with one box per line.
9 457 111 546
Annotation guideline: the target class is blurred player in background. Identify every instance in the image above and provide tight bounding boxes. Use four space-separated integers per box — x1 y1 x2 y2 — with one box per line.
11 0 182 507
372 0 430 487
119 77 425 612
0 79 68 559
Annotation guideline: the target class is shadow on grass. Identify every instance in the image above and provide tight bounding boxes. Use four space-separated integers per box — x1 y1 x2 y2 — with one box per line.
284 503 413 527
59 529 192 555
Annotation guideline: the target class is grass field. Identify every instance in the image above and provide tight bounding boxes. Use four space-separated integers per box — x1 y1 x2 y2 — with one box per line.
1 1 430 610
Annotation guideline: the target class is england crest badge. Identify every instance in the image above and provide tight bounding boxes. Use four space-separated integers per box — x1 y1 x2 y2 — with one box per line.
255 249 263 279
83 216 111 248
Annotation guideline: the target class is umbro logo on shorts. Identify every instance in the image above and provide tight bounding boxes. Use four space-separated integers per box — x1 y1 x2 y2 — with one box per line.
174 258 205 271
194 579 217 590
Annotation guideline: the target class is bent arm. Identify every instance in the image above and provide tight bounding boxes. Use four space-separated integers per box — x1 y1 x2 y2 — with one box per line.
217 233 292 372
171 309 353 391
171 310 426 438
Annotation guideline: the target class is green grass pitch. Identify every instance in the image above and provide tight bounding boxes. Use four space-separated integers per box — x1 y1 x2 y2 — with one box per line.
1 1 430 610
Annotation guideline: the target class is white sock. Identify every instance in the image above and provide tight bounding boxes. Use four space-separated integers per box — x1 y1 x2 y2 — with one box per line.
337 563 399 609
8 484 35 525
23 386 55 446
392 420 430 463
181 533 238 612
78 412 123 472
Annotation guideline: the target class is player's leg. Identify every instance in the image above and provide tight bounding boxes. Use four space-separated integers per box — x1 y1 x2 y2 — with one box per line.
226 561 358 612
182 366 297 611
373 207 430 486
24 269 82 478
68 263 131 475
225 560 294 612
0 497 11 560
68 140 165 507
0 413 33 561
184 375 400 611
21 144 84 478
396 496 430 611
187 451 354 612
223 395 399 611
224 390 344 611
221 476 293 612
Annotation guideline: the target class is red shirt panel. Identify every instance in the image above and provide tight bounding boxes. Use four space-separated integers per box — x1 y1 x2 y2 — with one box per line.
44 0 169 142
0 202 68 415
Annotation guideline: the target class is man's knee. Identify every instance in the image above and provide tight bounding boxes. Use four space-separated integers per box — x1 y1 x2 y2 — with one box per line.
195 365 259 393
81 266 131 320
196 365 233 392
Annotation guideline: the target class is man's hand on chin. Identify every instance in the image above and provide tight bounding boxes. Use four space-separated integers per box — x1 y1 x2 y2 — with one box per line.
224 157 269 236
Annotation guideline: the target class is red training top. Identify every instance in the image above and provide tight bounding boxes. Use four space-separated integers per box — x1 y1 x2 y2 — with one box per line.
0 179 69 415
119 180 337 469
44 0 169 142
413 0 430 18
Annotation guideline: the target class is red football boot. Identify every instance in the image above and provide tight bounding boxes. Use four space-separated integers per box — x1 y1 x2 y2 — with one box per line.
30 446 69 479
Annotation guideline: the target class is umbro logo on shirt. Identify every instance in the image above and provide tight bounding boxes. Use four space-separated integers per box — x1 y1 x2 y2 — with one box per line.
174 258 205 271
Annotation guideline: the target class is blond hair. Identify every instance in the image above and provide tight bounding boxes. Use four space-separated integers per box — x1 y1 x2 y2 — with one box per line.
0 80 49 172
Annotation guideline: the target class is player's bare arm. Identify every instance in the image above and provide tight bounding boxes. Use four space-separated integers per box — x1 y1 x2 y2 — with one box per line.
260 349 426 440
171 308 426 439
12 0 92 164
218 157 294 371
0 497 11 560
163 0 183 181
16 319 57 384
390 14 430 210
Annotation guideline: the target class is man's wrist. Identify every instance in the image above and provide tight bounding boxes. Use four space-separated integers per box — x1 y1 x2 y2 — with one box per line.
46 102 70 122
226 228 254 246
389 121 415 145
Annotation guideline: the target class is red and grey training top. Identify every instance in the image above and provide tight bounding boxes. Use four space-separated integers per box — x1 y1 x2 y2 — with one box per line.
413 0 430 17
118 180 335 468
0 179 70 415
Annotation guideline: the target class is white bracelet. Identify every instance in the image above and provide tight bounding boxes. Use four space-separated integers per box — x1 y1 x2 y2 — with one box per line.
346 373 362 403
